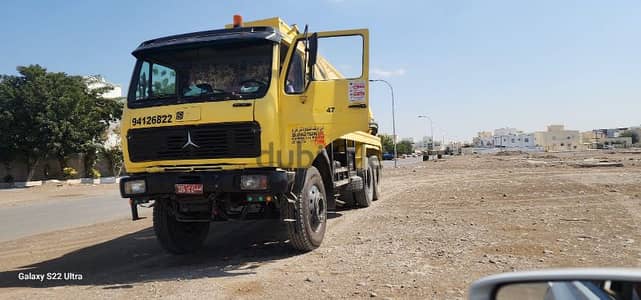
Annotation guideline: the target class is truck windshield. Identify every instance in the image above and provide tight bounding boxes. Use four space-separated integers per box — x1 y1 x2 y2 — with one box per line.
129 42 273 106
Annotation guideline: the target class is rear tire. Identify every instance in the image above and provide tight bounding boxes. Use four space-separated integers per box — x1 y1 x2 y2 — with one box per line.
369 156 381 201
153 200 210 254
283 166 327 251
354 159 374 207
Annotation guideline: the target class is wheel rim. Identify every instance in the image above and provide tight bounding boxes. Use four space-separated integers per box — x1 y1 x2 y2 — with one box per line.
308 184 325 232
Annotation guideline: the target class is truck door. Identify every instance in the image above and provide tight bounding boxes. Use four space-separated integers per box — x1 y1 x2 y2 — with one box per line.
279 29 370 168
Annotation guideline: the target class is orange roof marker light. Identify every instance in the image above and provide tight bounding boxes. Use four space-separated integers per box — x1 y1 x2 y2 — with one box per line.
233 15 243 28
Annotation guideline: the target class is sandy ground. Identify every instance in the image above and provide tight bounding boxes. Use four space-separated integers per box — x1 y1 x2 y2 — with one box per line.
1 150 640 299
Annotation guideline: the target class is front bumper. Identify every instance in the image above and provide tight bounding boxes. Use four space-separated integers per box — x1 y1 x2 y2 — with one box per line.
119 169 290 198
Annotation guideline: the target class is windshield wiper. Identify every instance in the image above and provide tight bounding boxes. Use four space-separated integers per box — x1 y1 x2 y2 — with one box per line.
179 91 262 102
145 94 176 101
182 91 231 101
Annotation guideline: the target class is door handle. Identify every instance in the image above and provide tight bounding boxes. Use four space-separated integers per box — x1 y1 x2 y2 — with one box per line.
232 102 252 107
348 103 367 108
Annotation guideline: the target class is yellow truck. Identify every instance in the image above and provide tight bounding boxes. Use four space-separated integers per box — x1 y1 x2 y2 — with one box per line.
119 16 382 254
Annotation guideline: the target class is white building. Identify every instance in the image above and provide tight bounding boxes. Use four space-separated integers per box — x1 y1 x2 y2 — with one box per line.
85 75 122 99
490 127 536 148
466 127 537 149
493 132 535 148
494 127 519 136
85 75 123 150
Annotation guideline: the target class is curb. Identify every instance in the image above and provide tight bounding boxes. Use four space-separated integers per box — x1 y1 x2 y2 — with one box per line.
0 177 122 189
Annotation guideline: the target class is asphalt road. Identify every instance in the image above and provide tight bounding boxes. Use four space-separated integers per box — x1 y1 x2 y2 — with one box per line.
0 188 126 242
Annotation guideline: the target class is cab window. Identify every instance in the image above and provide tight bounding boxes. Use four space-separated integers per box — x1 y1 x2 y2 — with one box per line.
285 49 305 94
151 63 176 97
284 34 364 94
128 42 273 107
134 61 177 100
135 61 150 100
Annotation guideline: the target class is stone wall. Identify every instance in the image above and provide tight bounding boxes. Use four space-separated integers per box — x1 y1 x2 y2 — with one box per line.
0 153 118 183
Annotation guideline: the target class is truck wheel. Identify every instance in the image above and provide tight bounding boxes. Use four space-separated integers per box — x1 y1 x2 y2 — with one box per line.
354 159 374 207
369 156 381 201
283 166 327 251
153 201 210 254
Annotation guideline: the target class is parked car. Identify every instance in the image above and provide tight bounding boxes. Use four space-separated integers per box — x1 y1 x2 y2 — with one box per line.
382 152 394 160
470 268 641 300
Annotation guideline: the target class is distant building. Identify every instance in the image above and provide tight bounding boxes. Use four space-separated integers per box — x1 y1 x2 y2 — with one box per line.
582 128 634 149
473 131 494 147
470 127 538 150
494 127 519 136
494 132 535 148
414 136 435 151
533 125 581 151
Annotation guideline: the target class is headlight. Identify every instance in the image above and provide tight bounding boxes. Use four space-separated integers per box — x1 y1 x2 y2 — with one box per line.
124 179 146 194
240 175 268 190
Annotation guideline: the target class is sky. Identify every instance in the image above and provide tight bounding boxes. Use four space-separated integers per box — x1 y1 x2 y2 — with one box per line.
1 0 640 142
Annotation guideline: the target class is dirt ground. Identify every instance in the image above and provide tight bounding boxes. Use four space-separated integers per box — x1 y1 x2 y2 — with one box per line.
1 150 640 299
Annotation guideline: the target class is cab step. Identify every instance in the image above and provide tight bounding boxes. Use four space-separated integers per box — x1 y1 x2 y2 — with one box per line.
333 178 350 188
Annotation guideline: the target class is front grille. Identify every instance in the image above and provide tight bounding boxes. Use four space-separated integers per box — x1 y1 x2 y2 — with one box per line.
127 122 261 162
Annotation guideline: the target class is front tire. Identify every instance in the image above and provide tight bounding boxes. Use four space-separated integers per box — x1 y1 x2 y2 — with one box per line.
153 200 210 254
283 166 327 251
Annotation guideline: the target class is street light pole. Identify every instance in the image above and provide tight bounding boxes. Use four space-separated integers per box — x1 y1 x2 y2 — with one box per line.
370 79 397 168
417 115 433 152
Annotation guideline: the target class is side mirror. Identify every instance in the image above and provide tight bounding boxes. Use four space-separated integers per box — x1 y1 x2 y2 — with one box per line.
470 269 641 300
307 33 318 77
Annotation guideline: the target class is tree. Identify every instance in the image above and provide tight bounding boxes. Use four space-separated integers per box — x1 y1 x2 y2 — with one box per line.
378 134 395 153
0 76 18 175
396 139 414 154
101 146 123 177
100 123 124 177
0 66 51 179
0 65 122 180
619 130 639 144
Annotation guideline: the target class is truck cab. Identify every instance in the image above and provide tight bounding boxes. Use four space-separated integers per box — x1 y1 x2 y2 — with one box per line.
120 16 382 254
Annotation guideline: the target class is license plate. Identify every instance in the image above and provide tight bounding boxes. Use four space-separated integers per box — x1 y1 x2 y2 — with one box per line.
175 184 203 194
